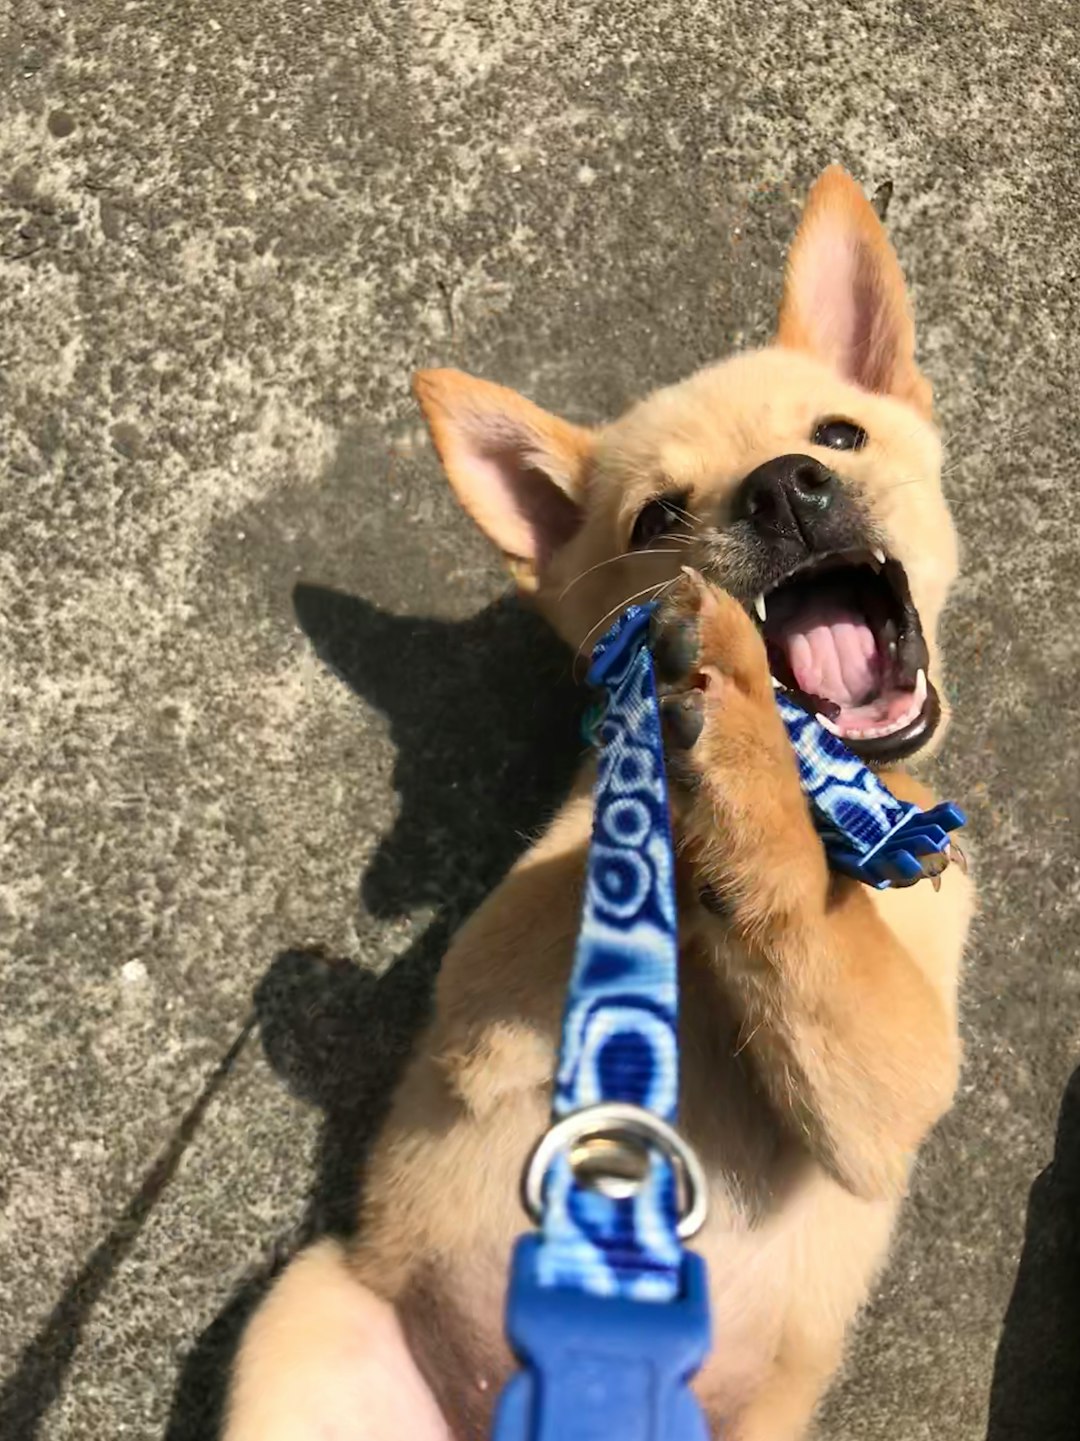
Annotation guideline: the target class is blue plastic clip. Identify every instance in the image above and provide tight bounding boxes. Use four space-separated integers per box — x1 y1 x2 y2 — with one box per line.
825 800 967 889
492 1236 711 1441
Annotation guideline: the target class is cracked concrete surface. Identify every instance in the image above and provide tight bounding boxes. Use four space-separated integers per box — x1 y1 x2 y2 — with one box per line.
2 0 1079 1436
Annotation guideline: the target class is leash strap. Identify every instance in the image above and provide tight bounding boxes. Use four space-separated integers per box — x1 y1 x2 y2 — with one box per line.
494 603 710 1441
538 604 683 1301
775 693 965 887
494 599 966 1441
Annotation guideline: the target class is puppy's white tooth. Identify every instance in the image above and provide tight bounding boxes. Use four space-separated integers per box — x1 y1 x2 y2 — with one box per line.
915 667 927 702
754 593 767 623
872 547 887 566
771 675 782 689
817 712 843 736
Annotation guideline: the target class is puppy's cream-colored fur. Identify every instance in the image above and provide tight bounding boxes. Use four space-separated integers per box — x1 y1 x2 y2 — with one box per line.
226 167 973 1440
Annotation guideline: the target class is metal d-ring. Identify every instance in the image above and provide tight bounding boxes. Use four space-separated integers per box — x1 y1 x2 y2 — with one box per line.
521 1102 708 1240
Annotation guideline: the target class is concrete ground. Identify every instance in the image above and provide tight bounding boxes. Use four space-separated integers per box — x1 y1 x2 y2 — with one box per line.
3 0 1080 1436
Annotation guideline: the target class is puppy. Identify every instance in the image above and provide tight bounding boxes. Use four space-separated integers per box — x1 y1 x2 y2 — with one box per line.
225 166 974 1441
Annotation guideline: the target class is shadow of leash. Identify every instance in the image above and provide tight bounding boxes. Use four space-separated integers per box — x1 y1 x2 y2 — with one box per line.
0 1015 257 1440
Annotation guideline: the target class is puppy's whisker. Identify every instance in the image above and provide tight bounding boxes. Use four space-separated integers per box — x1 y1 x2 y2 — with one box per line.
879 455 962 496
558 548 687 602
575 579 675 673
881 476 929 495
665 504 701 529
942 409 1030 459
578 580 671 656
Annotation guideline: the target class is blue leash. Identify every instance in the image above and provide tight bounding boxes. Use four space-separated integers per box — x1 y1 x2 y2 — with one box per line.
493 602 965 1441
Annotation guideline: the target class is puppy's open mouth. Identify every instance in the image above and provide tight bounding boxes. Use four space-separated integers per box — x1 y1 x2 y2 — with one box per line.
753 550 939 762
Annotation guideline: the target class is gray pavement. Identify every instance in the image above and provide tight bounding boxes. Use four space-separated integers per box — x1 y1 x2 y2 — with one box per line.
3 1 1080 1437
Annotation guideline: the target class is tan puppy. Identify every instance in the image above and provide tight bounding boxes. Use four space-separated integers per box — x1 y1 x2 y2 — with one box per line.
226 167 974 1441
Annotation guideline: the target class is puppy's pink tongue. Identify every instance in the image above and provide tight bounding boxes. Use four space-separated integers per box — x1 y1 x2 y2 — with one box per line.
773 599 878 706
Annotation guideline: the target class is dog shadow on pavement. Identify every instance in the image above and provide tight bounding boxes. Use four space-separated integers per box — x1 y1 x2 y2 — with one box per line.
162 583 583 1440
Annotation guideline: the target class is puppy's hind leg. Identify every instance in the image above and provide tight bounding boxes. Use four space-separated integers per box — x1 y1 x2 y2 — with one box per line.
225 1238 453 1441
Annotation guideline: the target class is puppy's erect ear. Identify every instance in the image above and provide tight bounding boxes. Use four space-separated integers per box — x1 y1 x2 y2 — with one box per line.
413 369 592 593
776 166 933 418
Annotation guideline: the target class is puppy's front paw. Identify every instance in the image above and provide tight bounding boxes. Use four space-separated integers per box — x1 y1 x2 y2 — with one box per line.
650 572 823 923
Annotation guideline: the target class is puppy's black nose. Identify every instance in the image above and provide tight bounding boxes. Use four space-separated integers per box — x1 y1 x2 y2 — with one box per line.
734 454 835 540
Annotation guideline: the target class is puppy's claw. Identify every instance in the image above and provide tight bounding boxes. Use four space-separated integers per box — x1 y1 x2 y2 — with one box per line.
661 690 705 750
679 564 709 597
921 851 950 880
948 839 968 875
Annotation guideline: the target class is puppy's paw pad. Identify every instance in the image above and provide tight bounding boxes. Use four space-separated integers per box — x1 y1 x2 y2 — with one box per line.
660 688 706 750
650 578 730 766
652 613 701 685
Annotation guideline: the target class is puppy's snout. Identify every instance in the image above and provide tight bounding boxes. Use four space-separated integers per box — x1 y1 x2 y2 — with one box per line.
734 454 835 541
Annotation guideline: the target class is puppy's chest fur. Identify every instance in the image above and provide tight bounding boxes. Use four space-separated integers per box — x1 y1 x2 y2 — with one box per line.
391 916 906 1433
389 933 899 1441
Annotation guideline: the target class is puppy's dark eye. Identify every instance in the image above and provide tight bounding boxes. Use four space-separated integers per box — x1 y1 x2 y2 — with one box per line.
812 418 868 452
630 491 691 549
